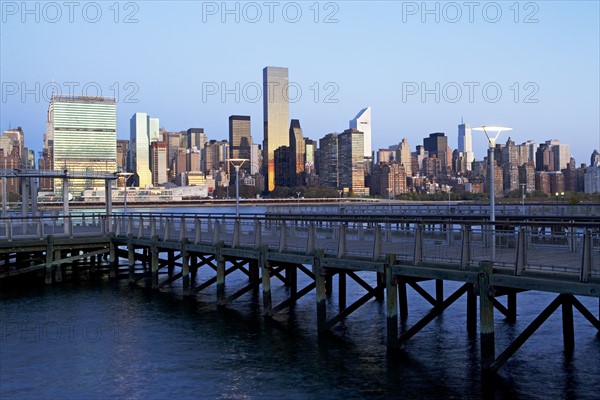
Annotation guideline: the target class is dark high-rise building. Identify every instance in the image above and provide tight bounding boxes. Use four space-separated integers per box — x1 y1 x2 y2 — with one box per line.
423 132 448 168
339 128 368 196
263 66 289 191
317 133 339 188
289 119 305 187
518 162 536 193
274 146 291 187
229 115 252 160
116 139 129 172
536 143 555 171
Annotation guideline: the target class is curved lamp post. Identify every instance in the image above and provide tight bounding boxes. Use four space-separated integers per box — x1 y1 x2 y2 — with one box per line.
473 126 512 262
116 172 134 214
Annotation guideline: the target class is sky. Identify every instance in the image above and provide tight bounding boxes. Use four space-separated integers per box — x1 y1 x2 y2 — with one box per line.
1 1 599 164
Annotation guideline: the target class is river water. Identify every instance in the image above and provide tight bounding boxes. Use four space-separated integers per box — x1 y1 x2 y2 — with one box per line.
1 205 599 399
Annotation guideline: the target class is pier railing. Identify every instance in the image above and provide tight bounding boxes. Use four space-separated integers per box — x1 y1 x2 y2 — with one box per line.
2 213 599 281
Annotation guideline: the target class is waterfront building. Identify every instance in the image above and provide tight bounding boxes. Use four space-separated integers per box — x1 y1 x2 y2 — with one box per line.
49 95 116 194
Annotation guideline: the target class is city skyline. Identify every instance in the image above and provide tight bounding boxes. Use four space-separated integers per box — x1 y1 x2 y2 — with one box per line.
1 2 598 165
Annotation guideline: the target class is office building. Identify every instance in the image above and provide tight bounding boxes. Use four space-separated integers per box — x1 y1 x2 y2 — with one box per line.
150 141 168 186
396 138 412 177
49 95 116 193
317 133 339 188
130 112 159 188
289 119 305 186
457 122 474 170
263 66 289 191
349 106 372 158
339 128 368 196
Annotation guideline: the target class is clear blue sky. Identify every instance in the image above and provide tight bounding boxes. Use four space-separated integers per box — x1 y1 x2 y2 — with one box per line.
1 1 599 164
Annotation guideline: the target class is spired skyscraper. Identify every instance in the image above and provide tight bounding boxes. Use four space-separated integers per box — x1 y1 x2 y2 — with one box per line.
263 66 290 191
47 95 116 194
458 121 474 171
349 106 372 158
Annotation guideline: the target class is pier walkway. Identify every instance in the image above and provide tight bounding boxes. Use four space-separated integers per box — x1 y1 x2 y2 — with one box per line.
1 212 599 373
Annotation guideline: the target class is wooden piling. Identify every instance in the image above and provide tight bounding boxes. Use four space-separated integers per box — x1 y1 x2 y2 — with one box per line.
479 260 495 371
314 250 327 335
386 254 398 350
216 242 225 303
45 235 53 284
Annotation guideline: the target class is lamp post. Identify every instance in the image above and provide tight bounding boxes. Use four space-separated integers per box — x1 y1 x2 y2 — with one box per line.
473 126 512 262
116 172 133 214
228 158 248 219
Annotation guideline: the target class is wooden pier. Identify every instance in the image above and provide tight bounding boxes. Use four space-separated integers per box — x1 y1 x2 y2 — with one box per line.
1 212 599 373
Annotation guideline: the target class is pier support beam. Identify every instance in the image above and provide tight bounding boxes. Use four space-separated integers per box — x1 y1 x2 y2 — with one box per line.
338 272 346 310
398 277 408 321
45 236 54 284
479 261 495 372
127 235 135 284
182 239 190 296
216 242 225 303
562 294 574 352
386 254 398 350
150 236 159 289
467 283 477 336
314 250 327 335
260 247 271 316
109 235 117 279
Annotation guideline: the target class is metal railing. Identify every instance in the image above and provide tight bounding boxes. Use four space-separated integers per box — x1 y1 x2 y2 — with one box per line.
2 214 599 281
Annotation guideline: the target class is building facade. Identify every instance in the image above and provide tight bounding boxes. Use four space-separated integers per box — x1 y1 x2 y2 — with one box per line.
349 106 372 158
263 66 289 191
49 95 116 194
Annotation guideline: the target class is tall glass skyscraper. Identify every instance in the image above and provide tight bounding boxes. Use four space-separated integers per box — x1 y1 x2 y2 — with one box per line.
263 66 289 191
130 112 160 188
229 115 252 161
48 95 116 194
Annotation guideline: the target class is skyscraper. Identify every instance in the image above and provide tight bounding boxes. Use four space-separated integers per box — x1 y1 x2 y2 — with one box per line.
150 141 168 186
349 106 372 158
229 115 252 161
263 66 289 191
187 128 207 151
458 122 474 170
289 119 305 186
317 133 339 188
49 95 116 193
396 138 412 177
424 132 449 169
130 112 157 188
339 128 368 196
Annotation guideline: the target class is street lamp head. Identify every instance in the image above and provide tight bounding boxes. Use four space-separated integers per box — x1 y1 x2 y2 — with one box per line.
473 126 513 147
